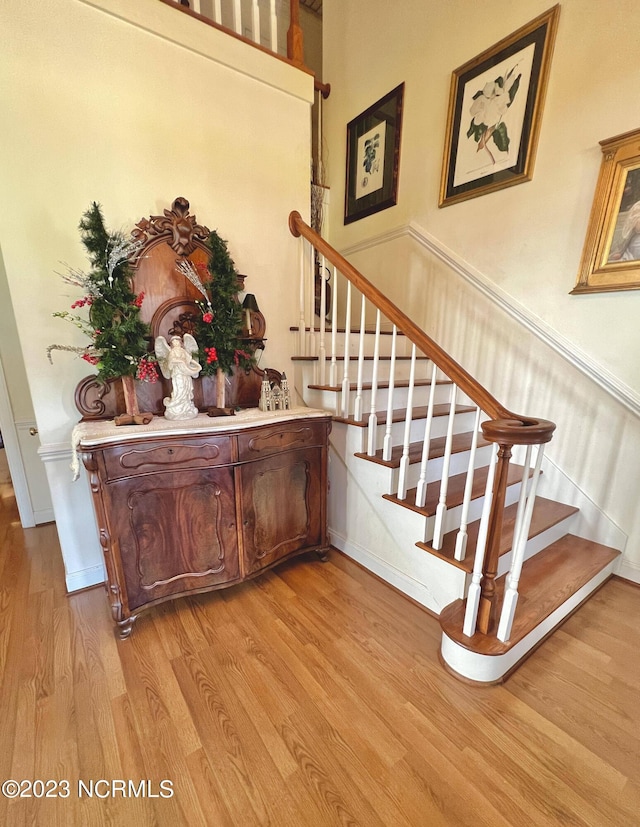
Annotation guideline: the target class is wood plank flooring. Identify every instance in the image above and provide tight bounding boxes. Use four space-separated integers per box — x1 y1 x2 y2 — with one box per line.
0 481 639 826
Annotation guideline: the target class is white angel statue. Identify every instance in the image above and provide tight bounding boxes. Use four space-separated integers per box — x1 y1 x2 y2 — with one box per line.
154 333 202 420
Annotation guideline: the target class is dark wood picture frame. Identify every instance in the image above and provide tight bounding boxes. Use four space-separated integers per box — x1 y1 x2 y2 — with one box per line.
439 6 559 208
344 83 404 224
572 128 640 294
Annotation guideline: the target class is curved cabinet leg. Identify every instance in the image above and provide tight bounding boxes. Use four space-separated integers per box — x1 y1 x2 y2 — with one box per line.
315 546 330 562
116 614 138 640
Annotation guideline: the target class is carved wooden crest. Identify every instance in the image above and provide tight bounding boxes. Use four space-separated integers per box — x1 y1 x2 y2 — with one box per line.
131 196 210 258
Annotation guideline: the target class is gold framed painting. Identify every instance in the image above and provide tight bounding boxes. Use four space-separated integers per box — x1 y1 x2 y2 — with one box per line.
572 128 640 294
439 6 560 208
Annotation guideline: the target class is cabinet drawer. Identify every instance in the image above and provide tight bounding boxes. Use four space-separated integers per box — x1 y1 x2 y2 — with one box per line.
237 419 327 462
102 435 232 480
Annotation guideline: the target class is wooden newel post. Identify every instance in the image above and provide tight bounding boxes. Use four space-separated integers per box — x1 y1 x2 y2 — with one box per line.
287 0 304 66
476 442 512 635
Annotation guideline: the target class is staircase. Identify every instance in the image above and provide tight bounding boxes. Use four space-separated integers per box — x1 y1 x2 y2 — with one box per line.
288 211 623 684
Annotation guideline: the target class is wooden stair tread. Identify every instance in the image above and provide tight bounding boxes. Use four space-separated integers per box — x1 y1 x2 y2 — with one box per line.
308 378 448 392
335 403 475 427
382 462 529 518
439 535 621 655
356 430 489 468
416 497 579 572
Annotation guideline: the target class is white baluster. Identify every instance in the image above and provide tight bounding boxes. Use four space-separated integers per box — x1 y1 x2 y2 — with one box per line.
213 0 222 24
329 266 338 388
497 444 545 643
463 445 498 637
397 344 417 501
367 310 382 456
382 325 398 461
191 0 202 14
269 0 278 53
298 239 306 356
454 407 482 561
510 445 533 566
251 0 261 43
232 0 243 34
318 255 327 385
353 294 366 422
415 361 438 508
432 383 458 550
341 281 352 419
308 244 316 364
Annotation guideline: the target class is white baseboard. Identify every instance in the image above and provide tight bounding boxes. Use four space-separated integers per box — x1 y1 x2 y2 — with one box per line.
329 527 439 612
33 507 55 524
65 563 105 593
617 559 640 585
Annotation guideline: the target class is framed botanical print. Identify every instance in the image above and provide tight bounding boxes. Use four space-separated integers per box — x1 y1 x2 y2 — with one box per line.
439 6 559 207
344 83 404 224
572 128 640 294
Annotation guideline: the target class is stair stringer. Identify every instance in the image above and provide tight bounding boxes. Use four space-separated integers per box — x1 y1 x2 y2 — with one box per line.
328 423 468 614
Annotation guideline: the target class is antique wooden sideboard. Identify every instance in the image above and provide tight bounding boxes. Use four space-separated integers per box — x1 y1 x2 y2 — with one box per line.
77 409 331 638
72 197 331 636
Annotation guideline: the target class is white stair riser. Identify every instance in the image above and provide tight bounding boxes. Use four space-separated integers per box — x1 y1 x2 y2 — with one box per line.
389 444 496 495
348 410 480 454
300 382 455 416
374 409 478 453
421 477 524 545
496 514 578 577
297 357 438 388
297 331 414 359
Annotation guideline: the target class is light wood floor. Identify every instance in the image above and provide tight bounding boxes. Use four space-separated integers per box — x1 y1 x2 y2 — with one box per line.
1 482 639 826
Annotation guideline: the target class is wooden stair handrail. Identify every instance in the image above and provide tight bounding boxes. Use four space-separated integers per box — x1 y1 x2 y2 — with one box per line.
289 210 555 446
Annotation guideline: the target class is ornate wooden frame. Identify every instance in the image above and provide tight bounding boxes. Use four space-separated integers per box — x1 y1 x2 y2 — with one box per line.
572 128 640 294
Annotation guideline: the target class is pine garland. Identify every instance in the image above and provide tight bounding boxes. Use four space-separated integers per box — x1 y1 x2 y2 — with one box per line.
189 231 255 377
49 203 157 382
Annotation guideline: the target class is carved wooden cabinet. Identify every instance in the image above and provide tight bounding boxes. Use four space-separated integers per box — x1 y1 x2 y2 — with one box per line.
78 410 331 637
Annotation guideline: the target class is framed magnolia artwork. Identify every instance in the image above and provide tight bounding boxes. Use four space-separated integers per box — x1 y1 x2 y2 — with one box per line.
439 6 559 207
572 128 640 294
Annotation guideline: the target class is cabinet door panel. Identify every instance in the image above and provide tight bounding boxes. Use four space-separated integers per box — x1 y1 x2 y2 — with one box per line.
107 467 239 610
241 447 322 575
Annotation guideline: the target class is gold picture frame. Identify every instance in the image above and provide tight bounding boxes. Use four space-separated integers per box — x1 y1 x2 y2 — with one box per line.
439 6 559 208
572 128 640 294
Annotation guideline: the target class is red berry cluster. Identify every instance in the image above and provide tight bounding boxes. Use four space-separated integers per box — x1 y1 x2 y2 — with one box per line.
202 311 213 324
81 353 99 365
132 291 145 308
71 295 94 309
136 357 159 383
205 346 218 364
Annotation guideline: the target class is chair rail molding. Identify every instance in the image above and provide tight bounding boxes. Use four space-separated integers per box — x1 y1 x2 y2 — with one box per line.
340 222 640 420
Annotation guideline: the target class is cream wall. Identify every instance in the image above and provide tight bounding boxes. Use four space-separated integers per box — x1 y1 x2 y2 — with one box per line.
323 0 640 580
0 0 313 589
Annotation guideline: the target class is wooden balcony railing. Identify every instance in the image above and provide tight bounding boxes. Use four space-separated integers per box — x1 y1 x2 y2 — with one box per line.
162 0 308 69
289 210 556 643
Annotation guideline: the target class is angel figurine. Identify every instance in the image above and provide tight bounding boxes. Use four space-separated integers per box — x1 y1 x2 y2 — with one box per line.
154 333 202 420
